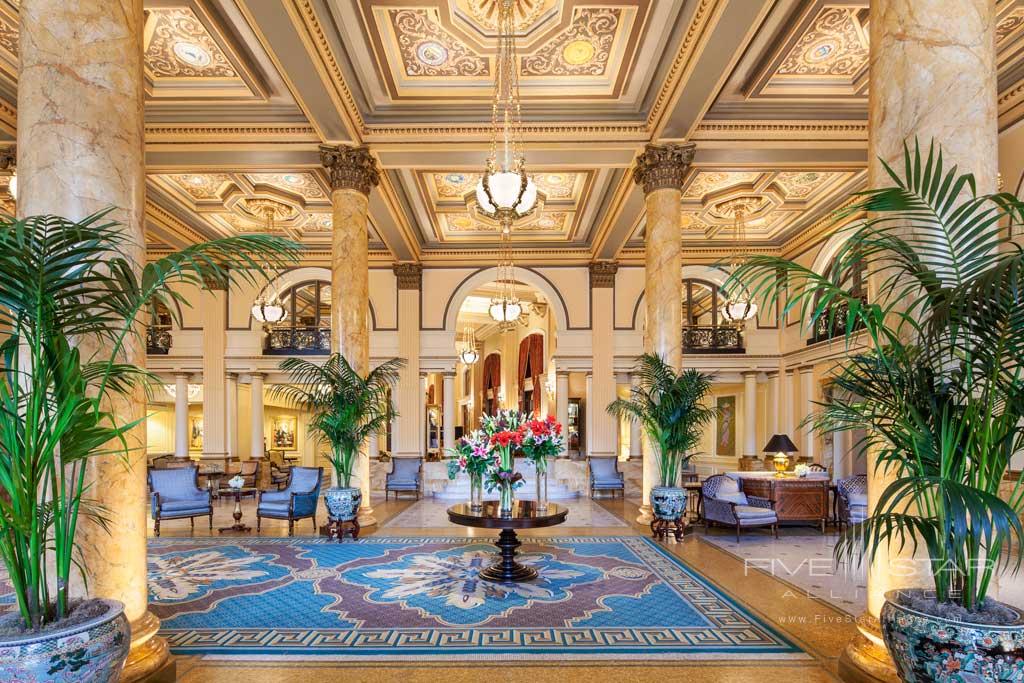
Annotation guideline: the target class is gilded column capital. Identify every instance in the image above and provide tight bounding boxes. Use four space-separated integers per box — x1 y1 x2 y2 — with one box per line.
319 144 380 195
632 142 696 194
393 262 423 290
588 260 618 288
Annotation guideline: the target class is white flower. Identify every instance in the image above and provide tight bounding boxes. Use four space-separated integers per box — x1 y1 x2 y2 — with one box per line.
794 464 810 477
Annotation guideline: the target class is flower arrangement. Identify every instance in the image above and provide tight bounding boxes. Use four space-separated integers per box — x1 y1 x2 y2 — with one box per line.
793 464 810 478
228 474 246 489
517 415 564 475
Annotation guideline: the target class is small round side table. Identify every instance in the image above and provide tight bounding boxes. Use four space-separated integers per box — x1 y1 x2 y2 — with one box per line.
218 487 255 533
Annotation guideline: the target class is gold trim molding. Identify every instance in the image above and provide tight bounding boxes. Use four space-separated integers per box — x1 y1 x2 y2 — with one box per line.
633 142 696 194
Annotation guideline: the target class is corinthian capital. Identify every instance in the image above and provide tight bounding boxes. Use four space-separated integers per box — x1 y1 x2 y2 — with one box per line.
632 142 696 194
319 144 380 195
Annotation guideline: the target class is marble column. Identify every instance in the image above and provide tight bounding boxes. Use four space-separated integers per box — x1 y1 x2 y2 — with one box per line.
174 373 190 458
442 372 456 452
420 374 429 455
741 371 759 470
321 144 380 525
226 372 239 460
201 283 228 463
841 4 999 681
629 374 642 460
799 366 816 464
589 261 618 459
782 369 795 436
393 264 423 459
633 143 694 521
555 371 570 457
250 373 265 459
16 0 169 678
585 373 593 457
766 371 780 436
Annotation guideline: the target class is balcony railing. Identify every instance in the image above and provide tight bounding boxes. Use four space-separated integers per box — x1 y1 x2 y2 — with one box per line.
682 325 744 354
146 325 172 355
807 298 865 345
264 326 331 355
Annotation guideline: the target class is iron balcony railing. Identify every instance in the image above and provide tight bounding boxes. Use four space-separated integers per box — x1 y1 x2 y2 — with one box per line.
264 326 331 355
682 325 744 354
807 298 866 345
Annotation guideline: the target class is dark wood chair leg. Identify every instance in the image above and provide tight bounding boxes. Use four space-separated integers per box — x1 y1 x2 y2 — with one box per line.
256 515 261 533
736 524 741 542
773 523 779 539
209 513 213 530
312 514 316 532
288 519 294 536
154 517 161 537
190 517 194 531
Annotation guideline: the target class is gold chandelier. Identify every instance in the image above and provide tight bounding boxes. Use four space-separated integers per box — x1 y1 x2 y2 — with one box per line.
457 326 480 365
720 202 758 324
489 235 526 327
475 0 537 235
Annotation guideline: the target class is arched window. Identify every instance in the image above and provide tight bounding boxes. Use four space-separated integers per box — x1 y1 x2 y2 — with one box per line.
681 278 743 353
808 255 867 344
265 280 331 354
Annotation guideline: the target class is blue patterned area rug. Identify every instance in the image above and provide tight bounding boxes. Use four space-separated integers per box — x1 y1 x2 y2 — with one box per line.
148 536 804 661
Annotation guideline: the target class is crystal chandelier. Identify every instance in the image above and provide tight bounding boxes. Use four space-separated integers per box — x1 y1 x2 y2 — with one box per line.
488 235 528 328
720 205 758 323
475 0 537 235
457 326 480 365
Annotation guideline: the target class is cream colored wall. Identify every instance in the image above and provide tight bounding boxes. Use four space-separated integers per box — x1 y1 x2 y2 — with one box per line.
146 405 174 454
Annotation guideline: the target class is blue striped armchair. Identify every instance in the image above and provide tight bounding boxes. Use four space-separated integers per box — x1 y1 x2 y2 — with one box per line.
150 466 212 537
256 466 323 536
385 457 422 500
702 474 778 541
836 474 868 529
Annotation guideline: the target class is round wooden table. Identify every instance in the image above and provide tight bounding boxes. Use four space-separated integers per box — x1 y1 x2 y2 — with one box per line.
447 501 568 583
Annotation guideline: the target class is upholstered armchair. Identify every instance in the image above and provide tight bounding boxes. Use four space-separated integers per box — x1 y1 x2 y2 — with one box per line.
150 466 213 537
836 474 868 529
385 457 422 500
702 474 778 541
257 466 323 536
589 457 625 498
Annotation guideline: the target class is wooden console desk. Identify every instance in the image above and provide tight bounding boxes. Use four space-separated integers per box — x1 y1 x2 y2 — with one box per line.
740 476 829 533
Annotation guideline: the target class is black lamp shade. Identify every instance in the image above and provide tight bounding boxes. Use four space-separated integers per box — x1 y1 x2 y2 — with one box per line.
763 434 798 454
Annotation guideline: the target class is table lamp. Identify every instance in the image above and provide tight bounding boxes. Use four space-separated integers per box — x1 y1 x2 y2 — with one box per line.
763 434 798 477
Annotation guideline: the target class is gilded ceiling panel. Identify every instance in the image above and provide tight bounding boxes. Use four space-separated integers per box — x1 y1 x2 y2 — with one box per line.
775 7 868 79
144 8 238 79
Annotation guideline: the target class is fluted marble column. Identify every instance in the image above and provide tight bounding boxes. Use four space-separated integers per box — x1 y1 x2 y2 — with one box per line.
589 261 618 459
250 373 265 459
766 371 780 436
633 143 694 521
201 282 228 463
321 144 380 525
393 264 423 460
226 373 239 460
555 371 570 457
442 372 456 452
629 374 642 460
840 3 999 681
799 366 816 464
16 0 169 678
174 373 190 458
741 371 759 469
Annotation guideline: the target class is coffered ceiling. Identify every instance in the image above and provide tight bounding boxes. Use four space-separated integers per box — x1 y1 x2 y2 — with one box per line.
0 0 1023 265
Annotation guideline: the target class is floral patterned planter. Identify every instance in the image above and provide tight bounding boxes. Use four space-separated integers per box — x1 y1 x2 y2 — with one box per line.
324 486 361 522
0 598 129 683
651 486 687 521
880 590 1024 682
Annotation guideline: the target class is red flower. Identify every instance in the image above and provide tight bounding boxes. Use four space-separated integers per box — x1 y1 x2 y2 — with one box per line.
491 430 521 447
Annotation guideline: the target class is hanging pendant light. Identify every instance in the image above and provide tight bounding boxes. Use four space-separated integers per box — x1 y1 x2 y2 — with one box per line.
251 295 287 324
720 206 758 323
476 0 536 230
457 326 480 365
488 235 526 325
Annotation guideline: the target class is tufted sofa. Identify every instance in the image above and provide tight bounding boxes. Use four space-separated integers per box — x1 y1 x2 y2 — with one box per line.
702 474 778 541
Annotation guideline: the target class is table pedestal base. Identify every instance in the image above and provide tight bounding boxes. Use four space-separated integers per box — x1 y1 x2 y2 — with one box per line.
479 528 537 583
218 492 251 533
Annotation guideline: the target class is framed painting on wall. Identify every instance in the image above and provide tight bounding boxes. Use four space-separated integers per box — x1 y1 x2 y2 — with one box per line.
188 416 203 452
716 396 736 457
272 415 297 450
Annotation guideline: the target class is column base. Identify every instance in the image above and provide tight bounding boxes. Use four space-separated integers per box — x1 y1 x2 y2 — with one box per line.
838 614 899 683
359 505 377 527
636 504 653 524
121 611 172 683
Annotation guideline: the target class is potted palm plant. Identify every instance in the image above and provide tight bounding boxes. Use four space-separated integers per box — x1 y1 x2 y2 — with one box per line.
274 354 403 524
607 354 716 524
731 141 1024 681
0 212 296 682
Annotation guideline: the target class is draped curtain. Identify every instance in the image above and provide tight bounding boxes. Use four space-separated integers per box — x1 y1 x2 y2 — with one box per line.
529 334 544 416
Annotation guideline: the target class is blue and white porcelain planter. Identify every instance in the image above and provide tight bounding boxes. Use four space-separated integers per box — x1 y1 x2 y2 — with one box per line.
0 598 130 683
324 486 361 522
880 590 1024 682
651 486 687 521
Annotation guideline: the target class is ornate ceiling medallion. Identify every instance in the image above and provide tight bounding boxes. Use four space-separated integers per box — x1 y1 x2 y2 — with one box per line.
463 0 551 34
144 8 238 79
172 41 211 68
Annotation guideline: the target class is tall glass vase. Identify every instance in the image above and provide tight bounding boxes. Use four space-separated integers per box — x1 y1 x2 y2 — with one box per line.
470 472 483 511
496 442 515 516
499 481 514 517
534 458 549 512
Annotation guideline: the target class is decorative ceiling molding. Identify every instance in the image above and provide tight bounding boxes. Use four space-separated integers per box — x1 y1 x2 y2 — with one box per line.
691 120 868 142
144 123 320 144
